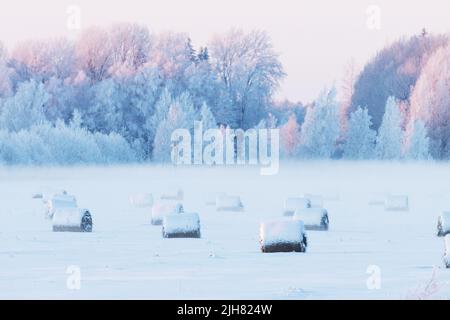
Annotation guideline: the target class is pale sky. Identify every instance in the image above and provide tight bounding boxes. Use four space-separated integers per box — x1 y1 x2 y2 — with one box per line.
0 0 449 102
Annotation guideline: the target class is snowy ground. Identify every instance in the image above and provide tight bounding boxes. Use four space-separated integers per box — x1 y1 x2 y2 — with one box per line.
1 162 450 299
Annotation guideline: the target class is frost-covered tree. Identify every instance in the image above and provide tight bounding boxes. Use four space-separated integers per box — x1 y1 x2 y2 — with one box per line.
300 88 340 158
404 120 430 160
153 103 190 162
375 96 404 160
200 102 217 130
0 80 48 131
343 107 376 159
210 29 285 128
409 44 450 159
279 114 300 157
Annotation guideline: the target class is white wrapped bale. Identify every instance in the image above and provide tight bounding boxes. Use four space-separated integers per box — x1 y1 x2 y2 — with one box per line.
52 208 93 232
384 195 409 211
216 195 244 211
162 212 201 238
130 193 153 208
283 197 311 216
368 193 387 205
437 212 450 237
444 235 450 268
151 201 183 225
45 193 78 219
293 207 329 231
160 188 184 201
259 220 307 253
303 194 324 208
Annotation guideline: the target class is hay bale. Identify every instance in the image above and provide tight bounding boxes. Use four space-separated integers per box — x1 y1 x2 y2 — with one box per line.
437 212 450 237
259 220 307 253
160 188 184 201
368 193 387 205
216 195 244 211
45 193 78 219
303 194 324 208
130 193 153 208
384 195 409 211
293 207 329 231
151 201 183 225
162 212 201 238
444 235 450 268
52 208 93 232
283 197 311 216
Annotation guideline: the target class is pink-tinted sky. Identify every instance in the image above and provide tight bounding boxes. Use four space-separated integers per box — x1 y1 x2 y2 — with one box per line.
0 0 449 102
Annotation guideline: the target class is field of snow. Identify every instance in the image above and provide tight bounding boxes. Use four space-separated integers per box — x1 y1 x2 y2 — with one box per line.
1 162 450 299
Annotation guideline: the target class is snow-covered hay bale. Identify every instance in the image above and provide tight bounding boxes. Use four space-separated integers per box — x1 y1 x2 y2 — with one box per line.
205 192 226 206
45 193 78 219
162 212 201 238
384 195 409 211
283 197 311 216
160 188 184 201
259 220 307 253
368 193 386 206
303 194 324 208
151 201 183 225
216 195 244 211
129 193 153 208
437 212 450 237
444 235 450 268
293 207 329 231
52 208 93 232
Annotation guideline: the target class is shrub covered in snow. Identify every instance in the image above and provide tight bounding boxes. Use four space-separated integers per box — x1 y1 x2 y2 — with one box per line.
130 193 153 208
283 197 311 216
293 207 329 231
151 201 183 225
215 194 244 211
437 212 450 237
384 195 409 211
259 220 307 253
162 212 201 238
52 208 93 232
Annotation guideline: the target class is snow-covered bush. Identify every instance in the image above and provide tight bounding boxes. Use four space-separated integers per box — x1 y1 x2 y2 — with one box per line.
259 220 307 253
151 201 183 225
0 120 136 165
283 197 311 216
162 212 201 238
437 212 450 237
293 207 329 231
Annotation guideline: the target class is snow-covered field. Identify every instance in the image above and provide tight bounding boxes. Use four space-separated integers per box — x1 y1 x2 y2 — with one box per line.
1 162 450 299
